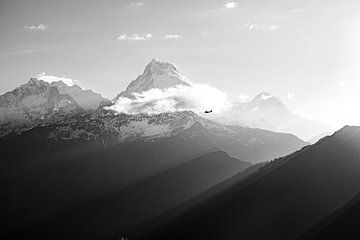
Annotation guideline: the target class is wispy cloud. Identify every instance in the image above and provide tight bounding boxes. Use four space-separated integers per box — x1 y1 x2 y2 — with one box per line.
225 2 238 9
130 2 144 7
164 34 183 39
24 24 48 31
241 23 280 31
117 33 152 41
37 73 75 86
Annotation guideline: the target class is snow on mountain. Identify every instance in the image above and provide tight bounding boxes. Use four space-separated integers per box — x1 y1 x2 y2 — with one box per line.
114 59 191 100
110 59 230 115
2 109 305 164
0 60 328 142
0 78 81 135
108 59 328 141
37 72 75 86
51 81 111 110
44 110 203 143
0 77 112 136
220 92 331 140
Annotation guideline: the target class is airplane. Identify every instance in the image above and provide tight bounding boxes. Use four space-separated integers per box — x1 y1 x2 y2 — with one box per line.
204 110 213 114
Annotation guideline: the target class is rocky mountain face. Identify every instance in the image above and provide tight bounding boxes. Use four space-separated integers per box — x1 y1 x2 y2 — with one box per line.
114 59 191 100
221 92 331 141
51 81 111 110
0 110 306 164
0 78 81 135
0 78 111 136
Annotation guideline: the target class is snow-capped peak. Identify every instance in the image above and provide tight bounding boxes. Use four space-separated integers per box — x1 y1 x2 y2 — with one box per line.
36 73 75 86
115 59 191 100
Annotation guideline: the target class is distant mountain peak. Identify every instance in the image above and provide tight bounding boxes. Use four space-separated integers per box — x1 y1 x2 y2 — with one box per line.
224 90 331 140
49 81 110 110
115 59 191 100
249 92 288 112
0 78 81 133
0 76 111 135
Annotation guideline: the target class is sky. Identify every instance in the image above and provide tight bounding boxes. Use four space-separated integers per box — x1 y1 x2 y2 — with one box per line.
0 0 360 129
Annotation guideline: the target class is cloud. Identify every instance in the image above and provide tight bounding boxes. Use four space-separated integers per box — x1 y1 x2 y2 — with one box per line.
117 33 152 41
107 84 231 115
225 2 238 9
24 24 48 31
37 73 75 86
338 80 345 87
242 23 280 31
164 34 183 39
130 2 144 7
287 92 296 99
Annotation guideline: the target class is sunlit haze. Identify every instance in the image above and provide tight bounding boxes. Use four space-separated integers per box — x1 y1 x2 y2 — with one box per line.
1 0 360 129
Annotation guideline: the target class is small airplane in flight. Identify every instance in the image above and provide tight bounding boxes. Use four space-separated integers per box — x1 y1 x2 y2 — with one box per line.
204 110 213 114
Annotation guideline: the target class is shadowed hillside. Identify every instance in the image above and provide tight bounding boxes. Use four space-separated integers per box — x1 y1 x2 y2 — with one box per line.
7 151 250 240
300 192 360 240
142 126 360 240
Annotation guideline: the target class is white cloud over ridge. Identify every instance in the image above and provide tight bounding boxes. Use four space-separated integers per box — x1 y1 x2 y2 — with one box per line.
37 73 75 86
24 24 48 31
107 84 231 115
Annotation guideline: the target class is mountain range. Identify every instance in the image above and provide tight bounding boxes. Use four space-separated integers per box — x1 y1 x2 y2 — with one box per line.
1 59 356 240
0 78 109 136
0 59 310 238
1 109 307 237
0 59 330 141
218 92 331 141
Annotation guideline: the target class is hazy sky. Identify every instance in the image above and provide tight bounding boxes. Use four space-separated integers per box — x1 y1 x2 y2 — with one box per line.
1 0 360 129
